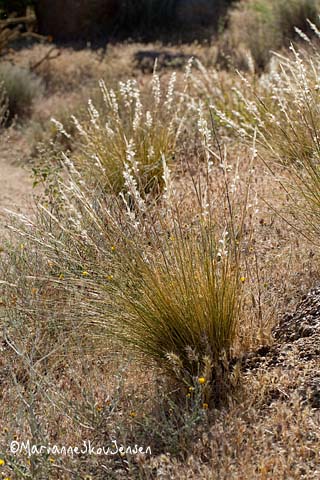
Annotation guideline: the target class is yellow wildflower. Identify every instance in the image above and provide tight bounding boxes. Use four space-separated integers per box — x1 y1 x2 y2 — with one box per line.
202 403 209 410
48 457 55 463
59 273 64 280
186 393 191 398
130 411 137 418
189 386 195 392
0 458 5 466
82 271 89 277
240 276 246 283
198 377 206 385
111 246 116 252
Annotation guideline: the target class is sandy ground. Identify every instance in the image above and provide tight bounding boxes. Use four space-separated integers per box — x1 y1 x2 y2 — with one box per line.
0 129 33 232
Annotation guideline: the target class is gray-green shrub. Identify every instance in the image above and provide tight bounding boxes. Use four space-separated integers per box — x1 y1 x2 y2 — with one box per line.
0 63 44 123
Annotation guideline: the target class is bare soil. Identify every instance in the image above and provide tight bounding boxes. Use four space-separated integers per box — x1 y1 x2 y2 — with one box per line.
0 129 33 234
244 286 320 409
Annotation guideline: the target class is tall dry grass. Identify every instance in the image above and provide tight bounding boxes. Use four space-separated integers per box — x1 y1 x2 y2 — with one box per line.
223 0 320 69
4 95 255 408
210 30 320 247
51 66 192 197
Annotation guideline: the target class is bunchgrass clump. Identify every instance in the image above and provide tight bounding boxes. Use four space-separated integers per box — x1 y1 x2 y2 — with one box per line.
52 66 192 196
224 0 320 69
211 31 320 246
5 107 252 405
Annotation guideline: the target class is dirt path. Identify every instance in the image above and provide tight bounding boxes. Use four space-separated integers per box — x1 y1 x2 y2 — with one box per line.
0 130 33 234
